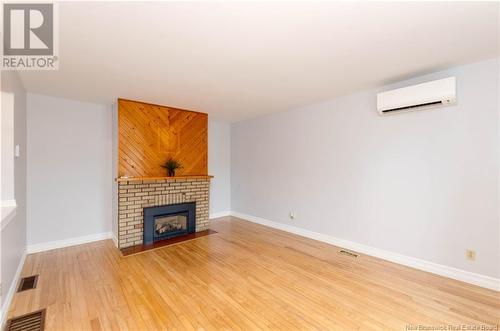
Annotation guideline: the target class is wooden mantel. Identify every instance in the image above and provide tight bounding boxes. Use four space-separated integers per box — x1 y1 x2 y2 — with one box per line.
115 175 213 182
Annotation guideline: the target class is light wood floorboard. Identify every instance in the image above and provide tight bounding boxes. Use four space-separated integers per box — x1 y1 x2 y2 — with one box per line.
7 216 500 330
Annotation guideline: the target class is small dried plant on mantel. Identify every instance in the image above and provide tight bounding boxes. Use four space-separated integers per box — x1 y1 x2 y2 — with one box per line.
161 158 183 177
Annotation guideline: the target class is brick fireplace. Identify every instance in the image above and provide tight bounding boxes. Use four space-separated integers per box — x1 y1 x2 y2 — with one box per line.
113 99 212 250
117 177 211 248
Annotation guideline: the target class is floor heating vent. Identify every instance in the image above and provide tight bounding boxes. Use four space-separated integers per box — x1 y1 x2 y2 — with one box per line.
338 249 358 258
5 309 46 331
18 275 38 292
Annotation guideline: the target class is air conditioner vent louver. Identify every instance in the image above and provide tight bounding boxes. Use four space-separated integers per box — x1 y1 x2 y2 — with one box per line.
377 77 456 115
381 100 444 114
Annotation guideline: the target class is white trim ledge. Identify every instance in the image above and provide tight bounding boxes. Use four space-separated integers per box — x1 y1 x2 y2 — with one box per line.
27 232 113 254
209 211 231 219
230 211 500 292
0 249 27 328
1 206 17 231
1 200 17 208
1 200 18 231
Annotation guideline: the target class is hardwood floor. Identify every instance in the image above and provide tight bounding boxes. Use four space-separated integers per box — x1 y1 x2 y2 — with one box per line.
7 217 500 330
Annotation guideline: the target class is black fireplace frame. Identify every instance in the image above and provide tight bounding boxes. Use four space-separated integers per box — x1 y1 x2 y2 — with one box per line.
143 202 196 245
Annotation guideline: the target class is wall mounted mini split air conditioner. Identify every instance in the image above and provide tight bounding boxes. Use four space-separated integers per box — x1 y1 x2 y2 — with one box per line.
377 77 456 115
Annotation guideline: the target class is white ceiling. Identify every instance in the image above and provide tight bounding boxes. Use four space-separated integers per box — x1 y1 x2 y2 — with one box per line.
18 1 499 122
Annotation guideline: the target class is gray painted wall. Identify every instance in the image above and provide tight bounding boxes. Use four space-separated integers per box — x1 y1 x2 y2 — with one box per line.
1 92 14 201
111 103 118 243
209 120 231 215
231 58 500 278
1 71 27 307
27 94 113 245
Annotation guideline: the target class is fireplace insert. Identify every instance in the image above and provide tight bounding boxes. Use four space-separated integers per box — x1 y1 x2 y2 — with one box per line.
143 202 196 244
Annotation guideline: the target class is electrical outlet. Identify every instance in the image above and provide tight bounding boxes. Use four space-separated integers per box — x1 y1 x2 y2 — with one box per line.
466 249 476 261
289 211 295 220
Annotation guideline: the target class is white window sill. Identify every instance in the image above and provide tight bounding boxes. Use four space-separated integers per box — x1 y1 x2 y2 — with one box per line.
1 200 18 231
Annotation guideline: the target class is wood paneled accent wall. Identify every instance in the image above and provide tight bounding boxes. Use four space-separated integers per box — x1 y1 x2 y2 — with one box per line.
118 99 208 178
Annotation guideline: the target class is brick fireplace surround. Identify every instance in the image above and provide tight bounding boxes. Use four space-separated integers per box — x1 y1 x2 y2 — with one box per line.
117 177 211 248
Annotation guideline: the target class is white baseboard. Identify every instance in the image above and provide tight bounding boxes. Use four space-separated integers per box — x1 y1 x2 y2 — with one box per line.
230 211 500 292
27 232 112 254
1 249 27 328
209 211 231 219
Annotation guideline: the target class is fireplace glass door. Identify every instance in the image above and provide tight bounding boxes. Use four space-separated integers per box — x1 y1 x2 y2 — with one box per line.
154 212 188 239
